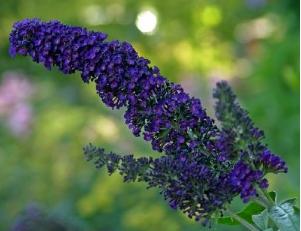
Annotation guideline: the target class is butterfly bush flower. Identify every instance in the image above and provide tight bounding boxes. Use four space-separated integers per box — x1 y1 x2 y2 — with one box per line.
11 203 78 231
9 19 288 224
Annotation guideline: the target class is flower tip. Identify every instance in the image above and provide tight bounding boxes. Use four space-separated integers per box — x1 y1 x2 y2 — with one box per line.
8 47 16 57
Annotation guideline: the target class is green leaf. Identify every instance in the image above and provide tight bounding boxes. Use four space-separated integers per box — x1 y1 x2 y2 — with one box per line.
269 199 300 231
217 202 265 225
252 209 269 230
293 206 300 214
217 216 238 225
268 191 277 203
282 198 296 205
263 228 273 231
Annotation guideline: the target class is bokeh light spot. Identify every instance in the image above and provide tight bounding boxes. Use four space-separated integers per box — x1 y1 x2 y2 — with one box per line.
135 9 158 34
82 5 107 25
95 117 118 139
201 6 222 27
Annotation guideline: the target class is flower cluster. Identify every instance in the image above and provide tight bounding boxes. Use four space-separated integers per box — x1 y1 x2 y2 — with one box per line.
259 149 288 173
213 81 288 202
10 19 288 224
213 81 265 145
84 144 152 182
83 143 234 225
11 203 77 231
229 161 267 202
9 18 216 155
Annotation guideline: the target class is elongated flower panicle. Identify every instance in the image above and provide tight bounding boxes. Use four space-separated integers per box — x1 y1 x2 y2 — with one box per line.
213 81 288 201
83 143 235 224
9 18 216 155
259 149 288 173
213 81 288 171
10 18 288 225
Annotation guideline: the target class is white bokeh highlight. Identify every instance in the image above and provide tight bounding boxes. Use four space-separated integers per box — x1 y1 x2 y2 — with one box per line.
135 10 158 34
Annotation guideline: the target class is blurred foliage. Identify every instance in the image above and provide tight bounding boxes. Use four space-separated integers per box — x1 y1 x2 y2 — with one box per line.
0 0 299 230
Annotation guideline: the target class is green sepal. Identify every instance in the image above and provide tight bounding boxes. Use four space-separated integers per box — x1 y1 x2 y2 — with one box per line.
268 191 277 203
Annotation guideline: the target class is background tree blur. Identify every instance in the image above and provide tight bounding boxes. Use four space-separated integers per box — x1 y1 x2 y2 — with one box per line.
0 0 299 230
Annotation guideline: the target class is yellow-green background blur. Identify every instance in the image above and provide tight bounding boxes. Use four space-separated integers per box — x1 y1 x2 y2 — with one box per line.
0 0 299 230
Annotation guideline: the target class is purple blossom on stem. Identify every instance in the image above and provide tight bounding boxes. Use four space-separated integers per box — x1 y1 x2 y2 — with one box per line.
9 18 288 225
9 18 216 154
229 161 264 202
259 149 288 173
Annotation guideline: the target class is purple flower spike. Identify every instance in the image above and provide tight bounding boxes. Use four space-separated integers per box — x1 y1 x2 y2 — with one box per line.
260 149 288 173
10 18 288 225
9 18 216 154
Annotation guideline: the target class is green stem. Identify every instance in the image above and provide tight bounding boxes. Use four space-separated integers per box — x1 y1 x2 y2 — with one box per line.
252 197 270 208
256 187 274 209
260 188 275 204
226 208 260 231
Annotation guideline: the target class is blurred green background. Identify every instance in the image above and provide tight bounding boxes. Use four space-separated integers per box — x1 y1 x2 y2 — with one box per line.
0 0 299 230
